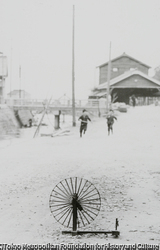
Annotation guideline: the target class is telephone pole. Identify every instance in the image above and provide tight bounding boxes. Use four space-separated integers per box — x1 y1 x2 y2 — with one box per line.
10 44 13 97
72 5 76 126
19 65 21 99
106 42 111 113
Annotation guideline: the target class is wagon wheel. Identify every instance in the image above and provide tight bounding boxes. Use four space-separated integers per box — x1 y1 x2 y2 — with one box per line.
49 177 101 230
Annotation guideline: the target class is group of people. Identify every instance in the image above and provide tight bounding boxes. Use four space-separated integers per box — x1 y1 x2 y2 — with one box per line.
78 109 117 137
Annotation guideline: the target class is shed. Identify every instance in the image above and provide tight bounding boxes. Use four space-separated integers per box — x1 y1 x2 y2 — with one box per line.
90 69 160 104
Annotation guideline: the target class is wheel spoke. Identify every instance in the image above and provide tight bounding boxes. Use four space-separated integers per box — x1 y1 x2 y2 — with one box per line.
79 187 96 200
80 210 90 224
50 195 69 202
80 197 101 203
75 177 77 194
67 209 73 227
65 178 72 195
50 202 71 207
77 178 83 196
53 205 71 217
80 203 100 211
77 209 85 227
82 206 99 216
83 209 94 221
50 204 70 213
62 208 72 227
56 184 69 197
51 189 68 200
78 179 89 197
60 181 71 196
57 207 71 223
79 192 99 202
79 182 93 199
70 177 74 194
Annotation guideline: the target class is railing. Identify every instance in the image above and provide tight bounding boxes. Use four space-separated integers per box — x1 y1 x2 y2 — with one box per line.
5 98 108 108
4 97 160 108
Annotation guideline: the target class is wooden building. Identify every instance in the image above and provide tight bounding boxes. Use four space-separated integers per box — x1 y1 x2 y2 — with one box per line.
89 53 160 105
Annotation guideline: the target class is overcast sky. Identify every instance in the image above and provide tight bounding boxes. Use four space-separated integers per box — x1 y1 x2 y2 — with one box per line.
1 0 160 99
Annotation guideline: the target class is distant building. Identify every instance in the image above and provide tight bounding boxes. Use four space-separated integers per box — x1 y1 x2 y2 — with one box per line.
7 90 31 99
89 52 160 105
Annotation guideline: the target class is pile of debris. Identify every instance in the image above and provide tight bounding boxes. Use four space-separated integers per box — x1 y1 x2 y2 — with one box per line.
0 105 20 140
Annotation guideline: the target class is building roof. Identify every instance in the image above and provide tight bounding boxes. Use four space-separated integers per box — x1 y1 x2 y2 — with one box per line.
97 69 160 90
97 52 151 69
7 90 30 95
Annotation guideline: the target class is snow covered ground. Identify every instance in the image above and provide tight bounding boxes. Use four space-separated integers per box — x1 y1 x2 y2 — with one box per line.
0 105 160 245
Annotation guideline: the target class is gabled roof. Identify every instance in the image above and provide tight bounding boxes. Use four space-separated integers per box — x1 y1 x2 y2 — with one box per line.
97 69 160 90
97 52 151 69
7 90 30 95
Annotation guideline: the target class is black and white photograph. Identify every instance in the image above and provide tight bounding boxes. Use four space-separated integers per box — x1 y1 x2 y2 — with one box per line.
0 0 160 247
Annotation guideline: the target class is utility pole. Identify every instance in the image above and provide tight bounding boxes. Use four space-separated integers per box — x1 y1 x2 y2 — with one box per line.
19 65 21 99
106 42 111 113
10 45 12 98
0 52 4 104
72 5 76 126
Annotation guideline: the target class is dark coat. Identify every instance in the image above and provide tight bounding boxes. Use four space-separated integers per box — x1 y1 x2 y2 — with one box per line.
106 115 117 125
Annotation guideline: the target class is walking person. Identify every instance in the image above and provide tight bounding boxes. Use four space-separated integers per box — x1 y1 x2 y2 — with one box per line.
106 110 117 135
78 109 91 137
131 95 136 107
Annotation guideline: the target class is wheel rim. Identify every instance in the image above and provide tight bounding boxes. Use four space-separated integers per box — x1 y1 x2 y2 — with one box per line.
49 177 101 229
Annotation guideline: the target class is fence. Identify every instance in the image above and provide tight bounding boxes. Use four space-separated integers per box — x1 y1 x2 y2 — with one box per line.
5 98 106 108
4 96 160 109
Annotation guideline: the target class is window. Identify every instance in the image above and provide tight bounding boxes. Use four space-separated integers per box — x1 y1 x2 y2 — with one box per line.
113 68 118 72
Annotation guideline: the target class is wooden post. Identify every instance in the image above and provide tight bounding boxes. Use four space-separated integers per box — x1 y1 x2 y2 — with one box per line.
19 65 21 99
72 5 76 126
54 110 61 129
72 198 77 232
63 113 65 123
106 42 111 113
10 44 13 98
33 97 52 138
54 115 60 129
0 53 4 104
